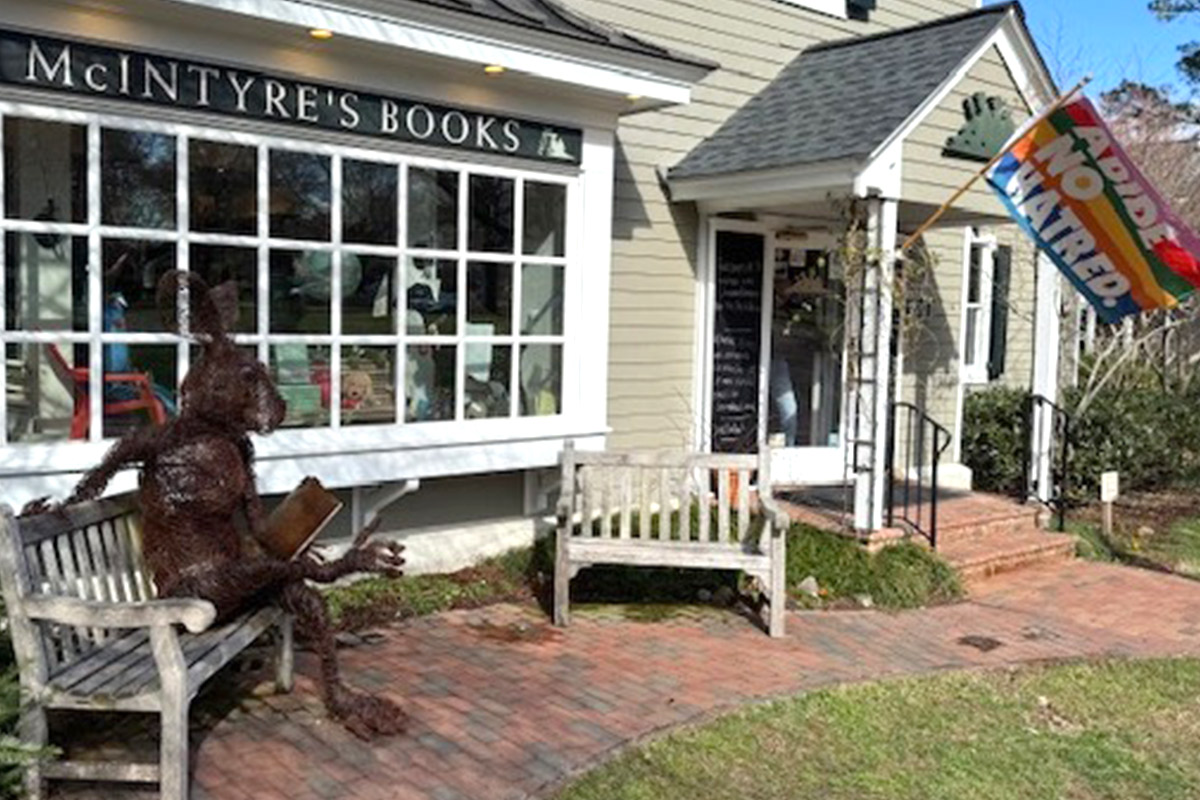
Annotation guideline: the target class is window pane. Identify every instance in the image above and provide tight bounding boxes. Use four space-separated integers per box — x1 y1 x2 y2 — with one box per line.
101 129 176 228
520 344 562 417
102 344 177 439
270 151 331 241
341 346 396 426
343 160 397 245
964 309 978 366
968 246 982 303
407 168 458 250
406 345 455 422
189 140 256 235
405 258 457 336
271 343 330 428
6 342 89 443
464 343 511 419
270 250 330 333
521 264 564 335
101 240 177 333
466 262 512 335
523 182 566 257
3 117 87 223
5 233 88 332
343 254 396 335
468 175 514 253
190 245 258 334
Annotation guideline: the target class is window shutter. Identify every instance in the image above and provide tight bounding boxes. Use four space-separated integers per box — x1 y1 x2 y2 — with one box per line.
987 245 1012 381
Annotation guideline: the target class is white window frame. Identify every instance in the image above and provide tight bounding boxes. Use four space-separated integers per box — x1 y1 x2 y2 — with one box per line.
0 98 584 465
960 228 997 385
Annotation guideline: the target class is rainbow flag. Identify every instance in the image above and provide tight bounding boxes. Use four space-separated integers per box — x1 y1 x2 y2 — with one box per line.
986 97 1200 322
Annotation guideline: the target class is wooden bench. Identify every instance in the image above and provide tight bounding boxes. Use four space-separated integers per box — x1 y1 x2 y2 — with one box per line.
0 493 294 800
554 445 790 637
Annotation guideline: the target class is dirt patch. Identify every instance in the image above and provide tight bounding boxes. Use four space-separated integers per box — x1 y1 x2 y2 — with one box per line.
469 620 560 645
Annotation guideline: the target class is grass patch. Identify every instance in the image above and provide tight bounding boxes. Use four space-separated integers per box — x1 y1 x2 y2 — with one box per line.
558 658 1200 800
786 523 961 610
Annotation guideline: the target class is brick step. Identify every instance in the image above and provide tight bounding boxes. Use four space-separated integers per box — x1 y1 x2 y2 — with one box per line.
936 510 1041 544
940 527 1076 583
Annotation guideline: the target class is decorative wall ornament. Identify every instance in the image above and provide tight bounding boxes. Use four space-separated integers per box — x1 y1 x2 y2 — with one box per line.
944 93 1016 162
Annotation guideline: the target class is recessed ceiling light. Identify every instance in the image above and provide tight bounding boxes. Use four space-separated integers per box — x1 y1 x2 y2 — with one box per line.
484 64 506 75
627 94 643 101
309 28 334 40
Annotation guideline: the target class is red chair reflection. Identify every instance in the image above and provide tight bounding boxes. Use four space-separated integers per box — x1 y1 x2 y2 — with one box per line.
45 344 168 440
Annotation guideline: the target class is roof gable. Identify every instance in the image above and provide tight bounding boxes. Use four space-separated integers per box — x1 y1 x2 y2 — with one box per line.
669 4 1018 181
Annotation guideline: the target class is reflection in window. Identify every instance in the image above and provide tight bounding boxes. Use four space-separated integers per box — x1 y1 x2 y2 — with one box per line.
6 342 88 443
101 129 176 228
190 245 257 333
406 345 455 422
270 250 331 334
407 168 458 250
270 151 331 241
467 262 512 335
523 182 566 257
271 343 330 428
189 140 256 235
343 160 397 245
341 346 396 426
464 343 510 419
342 255 396 335
3 117 87 223
5 233 88 332
102 240 177 332
406 258 457 336
521 264 564 335
101 344 176 439
469 175 514 253
521 344 562 416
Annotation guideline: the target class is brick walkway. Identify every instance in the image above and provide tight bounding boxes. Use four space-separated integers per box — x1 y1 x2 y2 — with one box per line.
53 560 1200 800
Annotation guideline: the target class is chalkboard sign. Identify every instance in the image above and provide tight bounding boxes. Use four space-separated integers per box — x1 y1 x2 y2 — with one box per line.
711 231 764 453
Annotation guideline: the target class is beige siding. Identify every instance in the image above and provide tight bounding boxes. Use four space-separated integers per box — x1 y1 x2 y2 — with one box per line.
570 0 979 450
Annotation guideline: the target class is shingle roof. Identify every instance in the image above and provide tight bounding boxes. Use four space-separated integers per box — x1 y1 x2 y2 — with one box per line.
403 0 718 69
670 3 1018 181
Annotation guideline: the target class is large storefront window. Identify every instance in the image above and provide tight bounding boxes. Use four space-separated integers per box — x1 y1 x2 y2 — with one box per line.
1 105 571 445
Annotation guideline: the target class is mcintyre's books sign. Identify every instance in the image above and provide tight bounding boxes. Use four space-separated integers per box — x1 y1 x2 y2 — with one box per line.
0 28 583 165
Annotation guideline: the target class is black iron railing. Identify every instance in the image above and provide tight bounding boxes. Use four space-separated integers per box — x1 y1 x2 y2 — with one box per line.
1025 393 1072 532
886 402 952 549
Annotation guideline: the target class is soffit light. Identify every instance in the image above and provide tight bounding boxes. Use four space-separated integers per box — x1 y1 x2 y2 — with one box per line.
309 28 334 40
484 64 506 75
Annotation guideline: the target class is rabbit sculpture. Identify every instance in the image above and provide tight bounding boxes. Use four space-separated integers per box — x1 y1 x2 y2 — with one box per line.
54 271 408 739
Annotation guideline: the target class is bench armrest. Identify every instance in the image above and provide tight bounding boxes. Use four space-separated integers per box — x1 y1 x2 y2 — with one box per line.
24 594 217 634
758 493 793 534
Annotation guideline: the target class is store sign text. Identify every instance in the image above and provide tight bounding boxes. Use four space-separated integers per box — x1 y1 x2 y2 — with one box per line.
0 30 582 164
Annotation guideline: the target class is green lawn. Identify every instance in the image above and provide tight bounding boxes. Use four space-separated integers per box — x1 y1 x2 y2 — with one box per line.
558 659 1200 800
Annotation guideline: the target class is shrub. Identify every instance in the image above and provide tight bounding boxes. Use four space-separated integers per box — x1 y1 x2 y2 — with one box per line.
961 385 1030 497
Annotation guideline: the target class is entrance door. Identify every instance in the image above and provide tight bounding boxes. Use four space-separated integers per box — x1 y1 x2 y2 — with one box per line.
765 238 846 485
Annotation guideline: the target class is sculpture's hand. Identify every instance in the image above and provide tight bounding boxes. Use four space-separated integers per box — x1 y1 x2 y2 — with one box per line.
19 497 63 518
342 539 406 579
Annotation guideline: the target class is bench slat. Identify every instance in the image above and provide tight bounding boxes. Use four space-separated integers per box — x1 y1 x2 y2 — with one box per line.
15 495 141 546
717 470 730 543
737 468 751 542
569 539 769 573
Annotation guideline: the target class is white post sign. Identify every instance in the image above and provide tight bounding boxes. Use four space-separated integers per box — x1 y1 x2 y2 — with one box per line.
1100 471 1120 503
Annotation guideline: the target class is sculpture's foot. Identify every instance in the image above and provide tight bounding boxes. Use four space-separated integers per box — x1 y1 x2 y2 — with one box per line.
327 685 408 740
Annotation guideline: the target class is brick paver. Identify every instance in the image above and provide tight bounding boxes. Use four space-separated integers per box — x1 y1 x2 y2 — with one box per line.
51 560 1200 800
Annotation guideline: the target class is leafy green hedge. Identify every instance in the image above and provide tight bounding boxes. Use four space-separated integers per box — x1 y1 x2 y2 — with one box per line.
962 382 1200 503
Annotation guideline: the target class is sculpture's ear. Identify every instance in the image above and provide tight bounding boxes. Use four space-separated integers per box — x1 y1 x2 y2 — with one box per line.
209 280 241 333
157 270 227 341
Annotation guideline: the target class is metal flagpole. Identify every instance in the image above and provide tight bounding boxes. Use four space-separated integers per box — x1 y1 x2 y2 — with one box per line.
898 74 1093 255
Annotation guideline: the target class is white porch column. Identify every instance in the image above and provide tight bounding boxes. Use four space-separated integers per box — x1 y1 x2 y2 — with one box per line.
1030 250 1062 502
852 196 898 532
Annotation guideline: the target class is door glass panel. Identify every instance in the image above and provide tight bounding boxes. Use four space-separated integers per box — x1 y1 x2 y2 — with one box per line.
3 117 87 223
769 247 843 448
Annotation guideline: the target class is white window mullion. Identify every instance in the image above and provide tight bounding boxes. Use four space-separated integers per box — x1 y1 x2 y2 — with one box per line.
0 114 7 446
455 168 468 421
330 154 343 429
396 162 407 426
257 143 270 366
87 122 103 443
510 176 524 418
177 133 190 386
